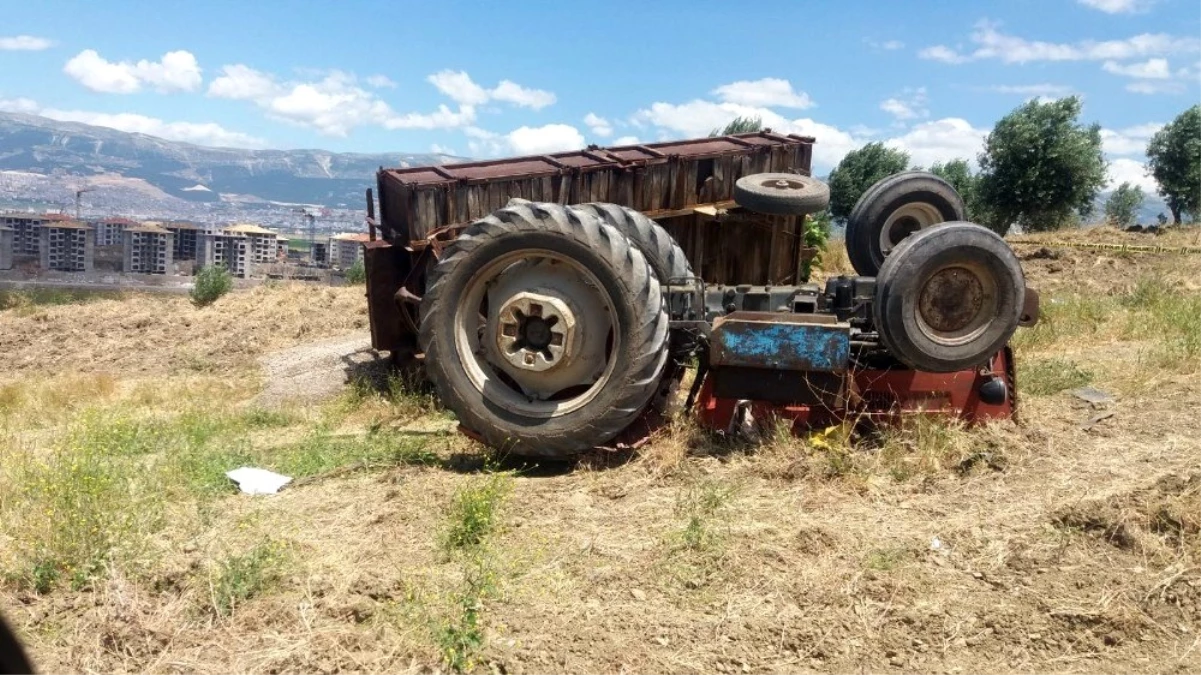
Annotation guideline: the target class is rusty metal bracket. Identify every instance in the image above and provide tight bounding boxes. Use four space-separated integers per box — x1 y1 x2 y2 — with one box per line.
1019 288 1040 327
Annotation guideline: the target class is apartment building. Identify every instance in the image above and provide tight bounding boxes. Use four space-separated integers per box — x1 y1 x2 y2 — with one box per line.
224 224 284 265
196 232 249 278
38 221 94 272
122 224 174 275
327 232 369 270
0 212 74 259
94 217 138 247
0 225 13 270
164 221 202 260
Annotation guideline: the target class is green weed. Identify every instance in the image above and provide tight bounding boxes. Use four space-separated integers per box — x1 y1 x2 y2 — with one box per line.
442 474 512 553
1018 357 1094 396
209 538 293 616
1119 278 1201 368
864 546 911 571
1012 294 1116 351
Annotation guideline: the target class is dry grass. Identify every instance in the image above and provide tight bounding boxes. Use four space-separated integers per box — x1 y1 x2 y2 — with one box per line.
2 232 1200 674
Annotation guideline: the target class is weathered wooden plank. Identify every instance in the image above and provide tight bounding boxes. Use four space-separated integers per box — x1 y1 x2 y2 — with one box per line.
767 216 781 282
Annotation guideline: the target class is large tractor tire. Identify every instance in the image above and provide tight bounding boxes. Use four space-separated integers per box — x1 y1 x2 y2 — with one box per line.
733 173 830 216
570 202 697 414
873 222 1025 372
846 171 965 276
418 201 669 458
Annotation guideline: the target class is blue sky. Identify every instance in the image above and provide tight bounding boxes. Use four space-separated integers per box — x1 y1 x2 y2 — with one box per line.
1 0 1198 191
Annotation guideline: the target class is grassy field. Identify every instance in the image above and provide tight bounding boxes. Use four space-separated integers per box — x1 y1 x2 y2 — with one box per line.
1 226 1198 674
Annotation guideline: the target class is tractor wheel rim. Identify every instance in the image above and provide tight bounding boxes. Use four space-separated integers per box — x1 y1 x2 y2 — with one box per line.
915 261 999 346
880 202 942 254
761 177 805 192
454 249 617 418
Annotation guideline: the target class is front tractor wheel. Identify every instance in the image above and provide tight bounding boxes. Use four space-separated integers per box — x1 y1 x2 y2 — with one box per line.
418 202 669 458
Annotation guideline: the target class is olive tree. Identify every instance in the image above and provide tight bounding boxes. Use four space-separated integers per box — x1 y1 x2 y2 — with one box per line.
1146 105 1201 224
710 116 763 137
929 158 985 222
827 142 910 221
1103 182 1145 228
976 96 1107 232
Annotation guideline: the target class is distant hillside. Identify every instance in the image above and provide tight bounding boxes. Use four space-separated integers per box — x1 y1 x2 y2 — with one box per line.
0 112 466 206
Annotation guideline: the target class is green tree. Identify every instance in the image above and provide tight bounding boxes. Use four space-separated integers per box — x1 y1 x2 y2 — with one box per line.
191 264 233 307
826 142 910 221
1146 105 1201 224
929 158 984 222
1103 182 1145 228
976 96 1107 233
709 116 762 137
344 257 366 284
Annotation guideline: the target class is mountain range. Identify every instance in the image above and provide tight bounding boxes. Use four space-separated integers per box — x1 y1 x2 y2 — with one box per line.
0 111 1170 224
0 111 462 207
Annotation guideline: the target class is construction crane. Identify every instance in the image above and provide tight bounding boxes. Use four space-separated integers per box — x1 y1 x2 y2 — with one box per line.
292 207 318 263
74 188 96 220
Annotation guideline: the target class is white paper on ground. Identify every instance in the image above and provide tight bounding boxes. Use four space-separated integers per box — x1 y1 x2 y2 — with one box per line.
226 466 293 495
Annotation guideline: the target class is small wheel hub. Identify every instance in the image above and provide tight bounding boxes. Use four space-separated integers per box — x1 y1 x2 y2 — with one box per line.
919 266 986 334
495 292 577 372
763 178 804 191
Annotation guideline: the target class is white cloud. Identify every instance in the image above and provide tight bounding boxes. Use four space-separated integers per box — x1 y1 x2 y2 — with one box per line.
884 118 989 169
583 112 613 138
613 135 640 145
631 99 863 169
983 83 1076 96
209 66 476 136
462 124 585 157
1102 58 1171 79
427 70 556 110
0 96 40 114
1107 157 1158 193
0 97 264 147
1100 123 1162 155
490 80 556 110
0 35 54 51
63 49 202 94
866 39 905 51
1126 80 1186 94
879 87 928 121
427 70 490 105
506 124 585 155
366 74 396 88
430 143 456 155
384 104 476 130
1077 0 1153 13
207 64 282 100
711 78 813 109
920 20 1199 65
918 45 971 64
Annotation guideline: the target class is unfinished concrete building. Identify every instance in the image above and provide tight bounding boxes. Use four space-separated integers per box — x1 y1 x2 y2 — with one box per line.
224 224 284 266
164 221 202 261
328 232 368 269
1 212 74 260
123 223 174 275
0 225 13 270
39 221 94 272
196 232 249 278
94 217 138 247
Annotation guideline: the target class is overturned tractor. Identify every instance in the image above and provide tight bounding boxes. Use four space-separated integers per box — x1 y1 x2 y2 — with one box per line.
361 132 1039 458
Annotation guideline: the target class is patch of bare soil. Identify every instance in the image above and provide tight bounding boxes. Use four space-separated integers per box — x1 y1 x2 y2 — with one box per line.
1011 226 1201 295
255 333 378 408
0 283 369 376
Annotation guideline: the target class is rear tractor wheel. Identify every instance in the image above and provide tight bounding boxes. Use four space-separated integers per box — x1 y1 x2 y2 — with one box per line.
418 201 670 458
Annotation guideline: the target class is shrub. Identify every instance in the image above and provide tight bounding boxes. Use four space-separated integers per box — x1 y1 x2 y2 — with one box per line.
191 265 233 307
344 258 366 284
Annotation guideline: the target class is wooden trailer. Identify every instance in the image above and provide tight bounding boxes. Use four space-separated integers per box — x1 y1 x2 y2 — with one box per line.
364 131 817 356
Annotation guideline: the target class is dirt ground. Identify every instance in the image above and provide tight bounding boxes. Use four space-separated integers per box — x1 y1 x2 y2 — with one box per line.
1 227 1199 674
